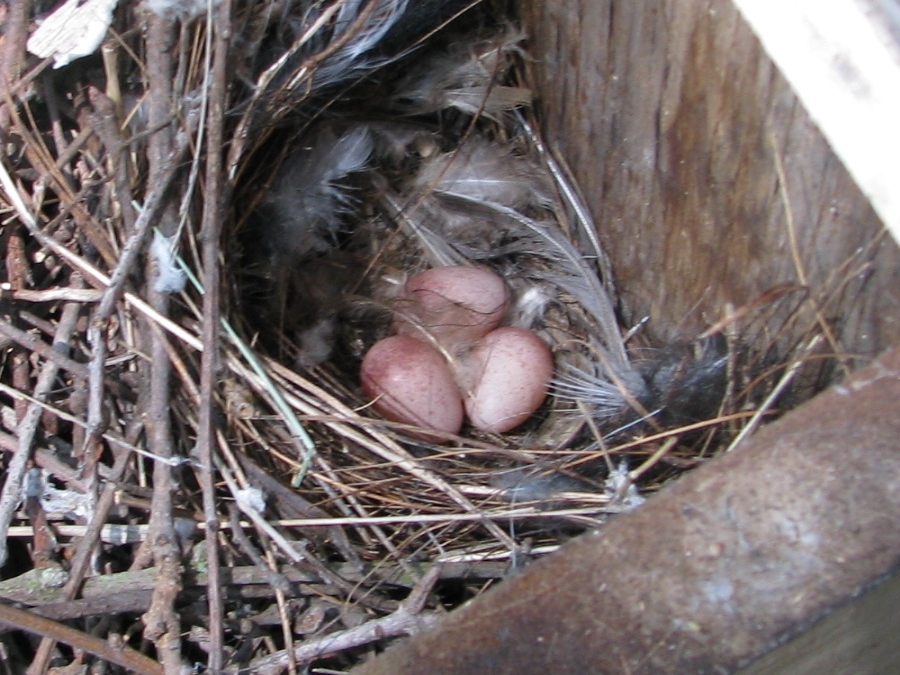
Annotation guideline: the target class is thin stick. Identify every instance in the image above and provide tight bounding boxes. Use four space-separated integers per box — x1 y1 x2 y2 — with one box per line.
0 0 31 131
0 382 189 466
771 134 848 378
0 300 80 569
197 0 232 669
725 334 824 453
0 140 204 351
136 10 184 674
237 566 443 675
24 446 141 675
8 288 103 302
0 603 163 675
629 436 679 482
5 504 617 541
12 303 82 675
0 317 90 378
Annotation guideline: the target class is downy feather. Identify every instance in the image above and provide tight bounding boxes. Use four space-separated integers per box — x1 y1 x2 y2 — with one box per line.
392 28 531 119
311 0 411 87
413 139 553 210
262 125 373 259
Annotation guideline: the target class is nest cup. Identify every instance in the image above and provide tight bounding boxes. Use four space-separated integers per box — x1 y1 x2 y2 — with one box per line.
233 24 741 458
215 7 863 623
233 31 625 441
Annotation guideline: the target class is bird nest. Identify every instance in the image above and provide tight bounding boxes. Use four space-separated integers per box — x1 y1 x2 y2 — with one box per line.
0 1 851 673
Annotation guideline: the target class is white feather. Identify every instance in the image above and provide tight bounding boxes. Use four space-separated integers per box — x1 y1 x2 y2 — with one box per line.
414 140 552 210
151 231 187 294
311 0 411 87
380 192 465 267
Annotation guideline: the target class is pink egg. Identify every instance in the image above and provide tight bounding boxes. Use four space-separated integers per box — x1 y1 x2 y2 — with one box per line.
395 266 509 345
360 335 464 436
461 327 553 433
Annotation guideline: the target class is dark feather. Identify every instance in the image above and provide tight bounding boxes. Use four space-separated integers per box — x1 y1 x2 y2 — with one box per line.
261 125 373 260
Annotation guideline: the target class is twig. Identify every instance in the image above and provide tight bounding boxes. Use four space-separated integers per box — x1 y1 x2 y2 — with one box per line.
197 1 233 669
218 455 396 613
0 159 203 351
228 508 293 596
6 96 119 266
0 0 31 131
238 566 444 675
0 561 509 608
26 436 137 675
0 603 163 675
4 216 31 422
9 288 104 303
136 10 185 675
0 300 80 569
12 300 81 675
0 436 92 493
0 381 188 465
236 522 301 675
0 317 90 379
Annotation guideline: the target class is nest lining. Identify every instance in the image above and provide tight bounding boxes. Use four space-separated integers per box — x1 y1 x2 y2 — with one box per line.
0 1 863 672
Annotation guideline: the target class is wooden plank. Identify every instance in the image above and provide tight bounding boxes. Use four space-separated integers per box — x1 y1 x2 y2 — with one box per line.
735 571 900 675
731 0 900 244
519 0 900 378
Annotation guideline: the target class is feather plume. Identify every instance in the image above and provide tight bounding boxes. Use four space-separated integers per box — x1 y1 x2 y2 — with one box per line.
380 191 466 267
310 0 411 87
431 192 649 411
413 140 552 210
260 125 373 260
228 0 472 177
248 125 373 363
408 144 629 374
391 28 531 118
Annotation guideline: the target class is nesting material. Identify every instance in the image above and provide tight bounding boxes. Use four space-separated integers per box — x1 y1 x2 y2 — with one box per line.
0 1 860 672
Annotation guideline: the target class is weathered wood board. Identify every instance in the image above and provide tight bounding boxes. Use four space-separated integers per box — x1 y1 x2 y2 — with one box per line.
734 571 900 675
521 0 900 365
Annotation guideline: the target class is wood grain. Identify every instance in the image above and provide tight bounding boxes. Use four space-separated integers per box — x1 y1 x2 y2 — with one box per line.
520 0 900 369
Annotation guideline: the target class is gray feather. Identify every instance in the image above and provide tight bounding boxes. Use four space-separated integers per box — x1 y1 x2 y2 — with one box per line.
392 28 531 119
413 140 552 210
311 0 411 88
263 125 373 259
